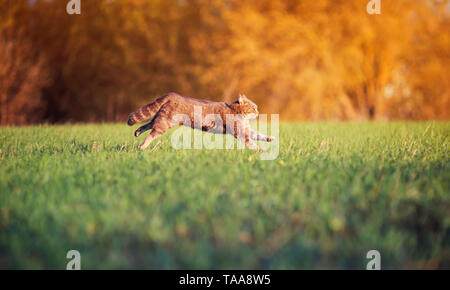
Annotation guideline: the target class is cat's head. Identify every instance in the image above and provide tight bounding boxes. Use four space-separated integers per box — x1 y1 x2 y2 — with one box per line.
230 94 259 120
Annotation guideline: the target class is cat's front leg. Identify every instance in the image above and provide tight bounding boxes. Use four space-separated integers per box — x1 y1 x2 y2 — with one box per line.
236 133 261 151
246 140 261 151
249 129 276 142
265 135 276 142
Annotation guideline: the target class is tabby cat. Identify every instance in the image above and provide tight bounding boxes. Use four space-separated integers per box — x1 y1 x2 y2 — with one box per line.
127 92 275 150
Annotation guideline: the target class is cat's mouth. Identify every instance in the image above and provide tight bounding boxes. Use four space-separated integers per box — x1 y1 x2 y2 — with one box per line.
245 113 258 120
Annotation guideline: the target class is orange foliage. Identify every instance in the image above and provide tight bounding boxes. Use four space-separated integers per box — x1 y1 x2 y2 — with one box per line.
0 0 448 124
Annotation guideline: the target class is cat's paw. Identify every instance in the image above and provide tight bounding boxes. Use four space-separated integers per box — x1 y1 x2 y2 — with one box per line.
246 143 260 151
266 136 276 142
138 143 147 150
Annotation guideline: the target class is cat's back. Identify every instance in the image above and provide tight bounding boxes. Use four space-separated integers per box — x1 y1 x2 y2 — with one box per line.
165 93 230 114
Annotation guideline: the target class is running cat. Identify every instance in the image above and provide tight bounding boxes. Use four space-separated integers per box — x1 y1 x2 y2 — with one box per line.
127 92 275 150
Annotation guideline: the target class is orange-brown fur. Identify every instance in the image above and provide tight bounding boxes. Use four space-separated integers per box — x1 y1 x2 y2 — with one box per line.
127 92 274 150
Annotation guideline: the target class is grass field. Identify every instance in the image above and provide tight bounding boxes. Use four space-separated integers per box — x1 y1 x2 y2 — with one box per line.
0 122 449 269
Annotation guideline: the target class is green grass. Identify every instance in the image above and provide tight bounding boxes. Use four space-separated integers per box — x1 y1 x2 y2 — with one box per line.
0 122 449 269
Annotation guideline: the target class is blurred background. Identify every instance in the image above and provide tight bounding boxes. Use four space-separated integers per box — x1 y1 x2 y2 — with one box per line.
0 0 449 125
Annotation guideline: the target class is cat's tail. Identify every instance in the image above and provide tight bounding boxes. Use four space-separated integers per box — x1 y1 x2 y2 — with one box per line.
127 93 177 126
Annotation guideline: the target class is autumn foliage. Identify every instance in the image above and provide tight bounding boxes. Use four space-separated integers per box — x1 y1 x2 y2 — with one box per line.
0 0 449 125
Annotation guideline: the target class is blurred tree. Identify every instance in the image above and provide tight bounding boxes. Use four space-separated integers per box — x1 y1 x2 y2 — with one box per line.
0 0 448 124
0 0 49 125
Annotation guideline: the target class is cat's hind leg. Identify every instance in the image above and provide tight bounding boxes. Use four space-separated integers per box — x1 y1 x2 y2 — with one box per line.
139 130 164 150
135 119 154 137
138 109 174 150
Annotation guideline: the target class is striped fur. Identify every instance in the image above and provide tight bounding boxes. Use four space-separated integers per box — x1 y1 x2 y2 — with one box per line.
127 94 170 126
127 92 274 150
